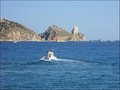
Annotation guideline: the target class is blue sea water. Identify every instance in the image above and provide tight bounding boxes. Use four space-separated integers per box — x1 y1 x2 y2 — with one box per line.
0 41 119 90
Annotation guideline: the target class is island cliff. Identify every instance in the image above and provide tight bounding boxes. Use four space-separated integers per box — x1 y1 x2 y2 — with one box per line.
39 25 87 42
0 18 40 41
39 25 72 42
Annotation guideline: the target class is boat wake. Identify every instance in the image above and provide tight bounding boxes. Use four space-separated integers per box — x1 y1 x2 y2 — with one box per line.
56 58 89 66
40 57 89 66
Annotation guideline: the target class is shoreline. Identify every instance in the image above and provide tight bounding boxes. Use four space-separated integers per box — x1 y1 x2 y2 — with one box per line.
0 40 119 43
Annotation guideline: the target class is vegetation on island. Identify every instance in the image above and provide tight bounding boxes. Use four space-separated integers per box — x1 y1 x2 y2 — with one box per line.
0 18 40 41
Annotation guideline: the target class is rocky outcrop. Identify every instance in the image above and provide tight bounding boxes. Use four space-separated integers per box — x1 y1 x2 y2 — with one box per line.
39 25 87 42
71 26 79 34
39 25 72 42
0 18 40 41
71 26 86 41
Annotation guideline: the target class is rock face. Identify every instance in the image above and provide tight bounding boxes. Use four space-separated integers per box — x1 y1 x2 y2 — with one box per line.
71 26 79 34
39 25 87 42
71 26 86 41
39 25 72 42
0 18 40 41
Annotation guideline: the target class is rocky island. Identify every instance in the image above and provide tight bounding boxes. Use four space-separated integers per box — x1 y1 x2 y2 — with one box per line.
39 25 87 42
0 18 87 42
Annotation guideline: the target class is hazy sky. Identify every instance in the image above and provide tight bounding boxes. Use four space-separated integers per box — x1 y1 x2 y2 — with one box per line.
1 1 119 40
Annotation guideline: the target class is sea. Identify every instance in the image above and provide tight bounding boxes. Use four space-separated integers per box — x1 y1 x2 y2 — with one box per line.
0 41 119 90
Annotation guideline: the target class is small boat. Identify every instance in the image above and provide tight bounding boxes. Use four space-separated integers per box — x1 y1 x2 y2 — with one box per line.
40 51 57 61
13 41 18 43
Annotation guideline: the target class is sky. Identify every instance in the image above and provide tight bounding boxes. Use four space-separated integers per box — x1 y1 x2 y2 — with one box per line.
1 0 119 40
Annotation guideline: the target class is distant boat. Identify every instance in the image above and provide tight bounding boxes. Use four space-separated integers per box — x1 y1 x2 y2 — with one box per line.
13 41 18 43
